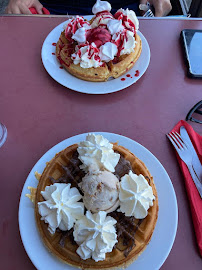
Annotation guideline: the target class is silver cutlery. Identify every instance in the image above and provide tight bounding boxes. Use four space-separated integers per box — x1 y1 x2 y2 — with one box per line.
140 1 154 17
143 9 154 17
180 126 202 180
167 131 202 198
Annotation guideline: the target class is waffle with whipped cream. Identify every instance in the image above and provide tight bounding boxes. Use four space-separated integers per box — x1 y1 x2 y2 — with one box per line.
34 134 158 269
56 0 142 82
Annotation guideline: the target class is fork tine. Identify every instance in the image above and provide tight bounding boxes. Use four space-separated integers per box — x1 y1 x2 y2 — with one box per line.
170 132 182 149
143 9 154 17
167 133 179 151
149 10 154 17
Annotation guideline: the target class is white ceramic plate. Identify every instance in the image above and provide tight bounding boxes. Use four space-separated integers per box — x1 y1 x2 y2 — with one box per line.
41 20 150 94
19 132 178 270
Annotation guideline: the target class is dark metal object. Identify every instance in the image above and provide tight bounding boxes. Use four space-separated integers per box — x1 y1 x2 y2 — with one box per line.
186 100 202 124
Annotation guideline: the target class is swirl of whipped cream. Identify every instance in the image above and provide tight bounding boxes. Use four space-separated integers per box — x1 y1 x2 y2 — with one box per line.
65 16 91 41
91 11 114 28
72 27 87 43
99 42 118 62
107 19 124 35
114 8 139 33
73 211 117 261
71 43 103 68
38 183 84 234
92 0 111 15
77 133 120 173
112 29 136 56
119 171 155 219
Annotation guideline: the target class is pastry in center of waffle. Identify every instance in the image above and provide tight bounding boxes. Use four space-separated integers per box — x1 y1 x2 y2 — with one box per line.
35 143 158 269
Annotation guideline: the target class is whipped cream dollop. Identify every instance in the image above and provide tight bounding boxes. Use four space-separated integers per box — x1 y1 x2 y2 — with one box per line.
73 211 117 261
38 183 84 234
99 42 118 62
112 29 136 56
92 0 112 15
107 19 124 35
65 16 91 41
119 171 155 219
79 171 120 213
71 43 102 68
72 27 87 43
91 11 114 28
77 134 120 173
114 8 139 33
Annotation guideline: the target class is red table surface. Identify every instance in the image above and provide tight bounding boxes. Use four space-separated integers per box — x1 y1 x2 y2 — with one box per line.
0 16 201 270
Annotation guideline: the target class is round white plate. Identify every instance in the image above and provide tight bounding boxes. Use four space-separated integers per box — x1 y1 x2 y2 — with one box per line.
41 20 150 94
19 133 178 270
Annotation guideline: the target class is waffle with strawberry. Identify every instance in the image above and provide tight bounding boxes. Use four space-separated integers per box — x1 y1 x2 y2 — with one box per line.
56 1 142 82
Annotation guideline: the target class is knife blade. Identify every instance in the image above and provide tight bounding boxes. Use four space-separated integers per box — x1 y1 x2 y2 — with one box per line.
180 126 202 180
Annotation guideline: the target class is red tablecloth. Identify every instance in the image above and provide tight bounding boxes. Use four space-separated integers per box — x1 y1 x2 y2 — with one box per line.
0 16 201 270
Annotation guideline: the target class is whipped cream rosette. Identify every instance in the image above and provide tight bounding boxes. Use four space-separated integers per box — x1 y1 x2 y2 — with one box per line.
91 0 113 29
107 19 124 35
64 16 91 42
114 8 139 33
72 27 87 43
92 0 112 14
119 171 155 219
38 183 84 234
112 29 137 57
77 133 120 173
56 0 142 82
73 211 117 261
91 11 114 28
72 43 103 68
99 42 118 62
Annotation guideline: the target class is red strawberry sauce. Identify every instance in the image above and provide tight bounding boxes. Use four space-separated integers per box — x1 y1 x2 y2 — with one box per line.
86 27 111 48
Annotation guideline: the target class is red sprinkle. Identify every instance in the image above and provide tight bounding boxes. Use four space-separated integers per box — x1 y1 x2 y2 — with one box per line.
52 52 55 55
52 43 57 46
121 78 125 81
59 66 63 69
135 70 140 77
126 74 131 77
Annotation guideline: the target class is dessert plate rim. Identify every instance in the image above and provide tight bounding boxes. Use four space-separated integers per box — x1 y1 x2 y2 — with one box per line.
41 18 150 94
19 132 178 270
